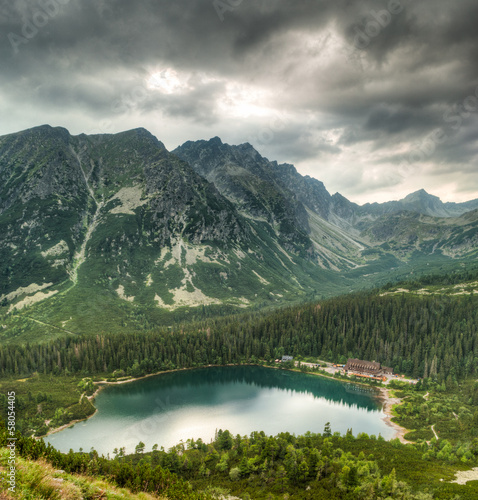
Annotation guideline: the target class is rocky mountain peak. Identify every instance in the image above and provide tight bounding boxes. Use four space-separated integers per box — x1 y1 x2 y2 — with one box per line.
403 189 435 202
109 127 167 150
208 136 223 146
13 124 71 143
401 189 450 217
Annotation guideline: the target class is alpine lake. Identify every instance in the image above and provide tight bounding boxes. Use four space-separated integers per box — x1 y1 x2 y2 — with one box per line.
45 366 395 455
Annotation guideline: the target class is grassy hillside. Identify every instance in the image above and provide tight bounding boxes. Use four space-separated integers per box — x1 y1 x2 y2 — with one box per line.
0 447 165 500
1 249 474 345
2 290 478 382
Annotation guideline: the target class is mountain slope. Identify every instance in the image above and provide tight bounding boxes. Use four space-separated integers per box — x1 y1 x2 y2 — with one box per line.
173 138 366 270
174 139 478 267
173 137 313 255
0 126 348 340
0 126 477 341
362 208 478 258
0 126 252 304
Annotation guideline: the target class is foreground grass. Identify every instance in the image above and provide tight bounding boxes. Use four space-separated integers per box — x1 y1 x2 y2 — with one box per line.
0 448 164 500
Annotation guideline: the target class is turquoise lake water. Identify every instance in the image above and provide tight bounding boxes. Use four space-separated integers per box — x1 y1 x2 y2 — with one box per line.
45 366 394 455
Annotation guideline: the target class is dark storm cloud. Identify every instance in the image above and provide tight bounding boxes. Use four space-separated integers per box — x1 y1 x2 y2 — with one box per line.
248 123 342 164
138 78 227 125
0 0 478 202
364 105 437 135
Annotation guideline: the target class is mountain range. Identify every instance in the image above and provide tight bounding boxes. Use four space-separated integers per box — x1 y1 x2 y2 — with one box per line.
1 125 477 340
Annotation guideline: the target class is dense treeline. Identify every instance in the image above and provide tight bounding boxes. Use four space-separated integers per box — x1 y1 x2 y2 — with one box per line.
382 263 478 290
0 292 477 384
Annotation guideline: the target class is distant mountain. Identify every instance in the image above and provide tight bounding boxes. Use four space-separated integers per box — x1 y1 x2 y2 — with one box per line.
0 126 477 341
360 189 478 218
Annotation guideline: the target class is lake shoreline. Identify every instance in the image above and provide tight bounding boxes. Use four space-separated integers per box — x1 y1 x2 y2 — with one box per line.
41 363 409 442
41 364 256 438
376 387 411 443
43 408 99 438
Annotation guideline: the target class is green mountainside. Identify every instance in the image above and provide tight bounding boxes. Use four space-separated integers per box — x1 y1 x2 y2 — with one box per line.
0 126 327 340
0 125 477 342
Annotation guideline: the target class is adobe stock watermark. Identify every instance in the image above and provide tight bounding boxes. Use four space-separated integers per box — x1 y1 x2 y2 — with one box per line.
4 391 16 493
7 0 71 55
397 84 478 175
246 111 287 148
121 394 178 453
213 0 243 22
81 84 150 137
351 0 405 51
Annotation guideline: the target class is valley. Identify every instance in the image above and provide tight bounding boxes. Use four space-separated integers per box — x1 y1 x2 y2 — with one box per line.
1 126 478 499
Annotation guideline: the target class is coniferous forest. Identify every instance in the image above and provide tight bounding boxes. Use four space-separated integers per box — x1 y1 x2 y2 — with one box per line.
1 291 476 383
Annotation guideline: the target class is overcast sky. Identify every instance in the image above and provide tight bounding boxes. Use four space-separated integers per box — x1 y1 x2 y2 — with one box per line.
1 0 478 204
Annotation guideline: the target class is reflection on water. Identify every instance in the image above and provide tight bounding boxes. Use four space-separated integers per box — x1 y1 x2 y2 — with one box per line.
45 366 393 455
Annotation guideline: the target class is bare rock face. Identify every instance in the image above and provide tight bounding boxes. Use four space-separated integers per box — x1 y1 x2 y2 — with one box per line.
174 138 314 255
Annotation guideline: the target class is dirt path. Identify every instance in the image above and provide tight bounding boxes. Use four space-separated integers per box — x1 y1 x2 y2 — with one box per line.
24 316 77 336
431 424 439 441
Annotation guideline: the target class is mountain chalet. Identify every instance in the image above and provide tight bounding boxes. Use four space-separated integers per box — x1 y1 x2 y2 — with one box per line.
344 358 393 378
